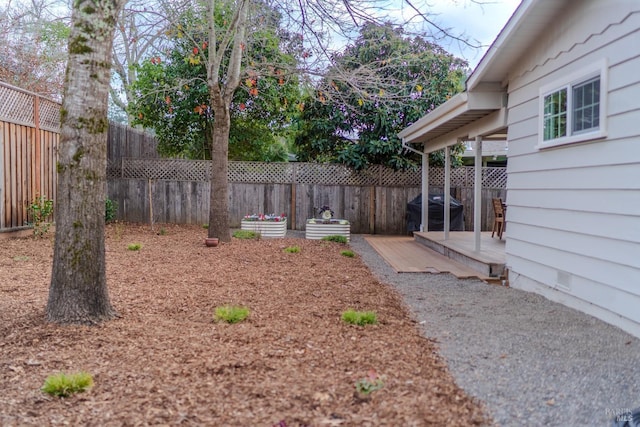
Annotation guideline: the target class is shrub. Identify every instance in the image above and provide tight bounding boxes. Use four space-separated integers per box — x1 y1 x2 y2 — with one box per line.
105 198 118 223
27 195 54 237
342 309 377 326
214 305 250 324
41 372 94 397
127 243 142 251
284 246 300 253
232 230 259 239
321 235 348 244
340 250 355 257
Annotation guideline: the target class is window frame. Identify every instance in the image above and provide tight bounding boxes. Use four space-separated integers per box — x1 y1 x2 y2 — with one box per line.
537 59 608 149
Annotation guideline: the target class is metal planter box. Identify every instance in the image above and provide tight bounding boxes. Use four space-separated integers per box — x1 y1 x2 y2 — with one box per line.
240 220 287 238
305 221 350 242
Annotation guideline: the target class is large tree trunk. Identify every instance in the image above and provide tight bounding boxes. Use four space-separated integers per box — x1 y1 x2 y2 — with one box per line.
47 0 124 325
208 94 232 242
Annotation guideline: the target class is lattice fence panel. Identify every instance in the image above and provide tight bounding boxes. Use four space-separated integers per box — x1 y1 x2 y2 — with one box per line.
483 167 508 188
295 163 374 185
121 159 210 181
229 161 293 183
39 99 61 132
114 158 506 188
429 167 444 186
0 82 35 126
379 167 421 186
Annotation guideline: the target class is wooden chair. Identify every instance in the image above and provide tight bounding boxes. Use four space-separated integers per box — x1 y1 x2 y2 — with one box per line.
492 198 505 239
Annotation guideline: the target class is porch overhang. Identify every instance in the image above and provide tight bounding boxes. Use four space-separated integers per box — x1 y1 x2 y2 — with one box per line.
398 90 506 153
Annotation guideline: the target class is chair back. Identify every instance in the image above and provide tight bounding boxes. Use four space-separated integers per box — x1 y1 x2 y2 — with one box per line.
492 198 504 218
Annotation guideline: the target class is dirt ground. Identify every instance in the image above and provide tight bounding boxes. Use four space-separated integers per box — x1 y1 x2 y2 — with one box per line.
0 223 489 426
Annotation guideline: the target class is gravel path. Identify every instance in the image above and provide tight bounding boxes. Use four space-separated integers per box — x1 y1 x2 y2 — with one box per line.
346 233 640 427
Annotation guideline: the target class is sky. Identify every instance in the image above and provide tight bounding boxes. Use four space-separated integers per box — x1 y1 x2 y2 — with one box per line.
386 0 522 69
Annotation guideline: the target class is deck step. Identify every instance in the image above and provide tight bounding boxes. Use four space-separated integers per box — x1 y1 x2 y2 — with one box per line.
413 232 506 278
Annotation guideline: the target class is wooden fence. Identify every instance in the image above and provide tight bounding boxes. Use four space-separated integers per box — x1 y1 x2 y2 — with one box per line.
107 155 507 234
0 81 60 231
0 101 506 234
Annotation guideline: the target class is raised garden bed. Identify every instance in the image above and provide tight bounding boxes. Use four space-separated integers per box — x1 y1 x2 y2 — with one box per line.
240 219 287 238
305 220 350 242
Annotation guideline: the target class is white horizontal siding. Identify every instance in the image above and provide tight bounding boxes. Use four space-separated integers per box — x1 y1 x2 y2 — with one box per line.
508 163 640 190
503 2 640 337
506 205 640 242
507 136 640 170
507 223 640 270
507 189 640 215
506 238 640 305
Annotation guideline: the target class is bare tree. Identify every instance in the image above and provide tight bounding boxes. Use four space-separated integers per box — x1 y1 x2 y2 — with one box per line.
47 0 125 324
0 0 70 99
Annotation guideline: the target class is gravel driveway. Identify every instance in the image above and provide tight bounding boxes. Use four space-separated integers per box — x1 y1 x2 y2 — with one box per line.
348 234 640 427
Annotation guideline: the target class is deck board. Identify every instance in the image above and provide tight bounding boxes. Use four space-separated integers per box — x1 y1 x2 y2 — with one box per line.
363 236 493 281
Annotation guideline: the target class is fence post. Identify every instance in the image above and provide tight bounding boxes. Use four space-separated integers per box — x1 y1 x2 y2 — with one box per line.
291 163 297 230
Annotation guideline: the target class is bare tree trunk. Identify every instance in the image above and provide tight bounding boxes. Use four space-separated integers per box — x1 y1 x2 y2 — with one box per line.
208 94 231 242
47 0 124 325
205 0 248 242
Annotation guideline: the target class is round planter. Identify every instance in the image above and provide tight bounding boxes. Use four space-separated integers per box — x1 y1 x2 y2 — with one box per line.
204 237 219 247
240 219 287 238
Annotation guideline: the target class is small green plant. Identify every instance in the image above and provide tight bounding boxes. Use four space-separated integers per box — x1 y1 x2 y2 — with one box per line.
202 223 209 229
284 245 300 253
214 305 250 324
158 228 167 236
232 230 259 239
321 235 348 244
41 372 94 397
342 309 377 326
354 370 384 396
27 195 54 237
340 250 355 257
105 198 118 223
127 243 142 251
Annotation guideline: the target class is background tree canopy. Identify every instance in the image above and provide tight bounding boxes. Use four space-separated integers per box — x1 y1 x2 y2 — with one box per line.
294 22 468 169
127 1 303 161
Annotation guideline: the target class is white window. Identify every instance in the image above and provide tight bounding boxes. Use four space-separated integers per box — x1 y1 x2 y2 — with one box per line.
538 60 607 149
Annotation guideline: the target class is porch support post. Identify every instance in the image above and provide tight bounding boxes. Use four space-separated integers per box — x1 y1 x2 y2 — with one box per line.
421 152 429 232
474 136 483 251
444 145 451 240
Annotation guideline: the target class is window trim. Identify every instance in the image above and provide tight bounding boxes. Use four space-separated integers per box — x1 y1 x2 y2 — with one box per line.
537 59 608 149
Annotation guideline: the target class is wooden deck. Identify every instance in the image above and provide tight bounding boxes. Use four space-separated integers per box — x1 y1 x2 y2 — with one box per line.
413 232 506 278
364 232 506 282
364 236 495 281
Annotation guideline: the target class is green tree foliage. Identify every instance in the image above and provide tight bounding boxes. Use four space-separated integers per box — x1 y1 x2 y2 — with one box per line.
128 2 303 161
294 22 468 169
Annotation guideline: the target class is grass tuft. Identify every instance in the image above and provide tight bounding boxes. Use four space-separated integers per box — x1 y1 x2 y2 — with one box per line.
340 250 355 257
41 372 94 397
284 246 300 253
342 309 377 326
321 235 348 244
127 243 142 251
214 305 250 324
232 230 259 239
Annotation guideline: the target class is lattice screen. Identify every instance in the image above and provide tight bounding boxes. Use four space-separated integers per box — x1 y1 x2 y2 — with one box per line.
39 99 61 132
0 82 35 126
0 81 61 131
114 158 506 188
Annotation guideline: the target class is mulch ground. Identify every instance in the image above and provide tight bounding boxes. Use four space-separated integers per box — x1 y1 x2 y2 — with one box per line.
0 223 489 426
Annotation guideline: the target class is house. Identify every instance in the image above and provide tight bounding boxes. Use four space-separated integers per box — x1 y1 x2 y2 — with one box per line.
399 0 640 338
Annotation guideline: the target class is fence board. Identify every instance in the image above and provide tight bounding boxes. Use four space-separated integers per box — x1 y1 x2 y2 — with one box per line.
0 82 59 232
